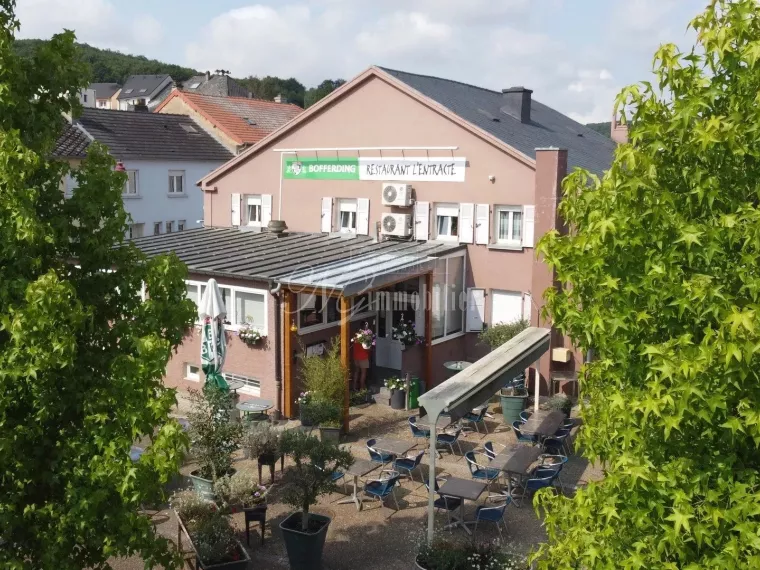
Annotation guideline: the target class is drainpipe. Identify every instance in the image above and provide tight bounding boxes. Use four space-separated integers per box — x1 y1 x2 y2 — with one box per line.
270 280 283 420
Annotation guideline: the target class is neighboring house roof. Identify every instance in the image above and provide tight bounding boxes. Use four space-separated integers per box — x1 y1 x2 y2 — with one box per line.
90 82 121 100
154 91 303 146
147 82 173 109
53 122 91 159
200 66 615 186
118 75 170 99
60 108 233 161
379 67 616 176
184 74 251 98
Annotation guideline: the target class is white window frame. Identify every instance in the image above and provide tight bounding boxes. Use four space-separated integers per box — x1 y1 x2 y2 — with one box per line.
435 203 460 242
128 223 144 239
178 220 186 231
168 170 185 195
153 222 161 235
337 198 358 234
166 221 173 233
490 289 525 326
123 170 139 197
244 194 263 226
185 280 268 335
295 292 376 335
431 250 467 345
222 371 261 396
185 363 200 382
494 205 523 246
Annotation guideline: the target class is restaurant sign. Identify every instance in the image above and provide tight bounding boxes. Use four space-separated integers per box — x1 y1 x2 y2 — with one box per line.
284 156 466 182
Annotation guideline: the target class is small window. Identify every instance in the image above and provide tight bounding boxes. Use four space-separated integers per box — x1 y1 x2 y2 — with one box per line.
153 222 161 235
166 221 173 234
139 88 147 93
244 194 262 226
435 204 459 241
298 293 340 331
338 199 357 233
128 223 144 239
185 363 200 382
180 123 198 134
178 220 186 231
124 88 133 94
123 170 138 195
83 93 88 102
168 171 185 194
189 82 201 89
494 206 523 245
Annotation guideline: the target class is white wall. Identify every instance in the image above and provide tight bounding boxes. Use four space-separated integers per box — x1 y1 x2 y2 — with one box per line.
120 159 224 235
79 88 96 108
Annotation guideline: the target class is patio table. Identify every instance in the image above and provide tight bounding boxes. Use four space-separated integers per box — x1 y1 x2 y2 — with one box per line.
372 438 417 457
337 459 380 511
521 410 565 439
237 398 274 422
437 477 487 535
488 444 542 505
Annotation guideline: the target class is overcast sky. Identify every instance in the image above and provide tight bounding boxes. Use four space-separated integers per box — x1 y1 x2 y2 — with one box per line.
16 0 706 123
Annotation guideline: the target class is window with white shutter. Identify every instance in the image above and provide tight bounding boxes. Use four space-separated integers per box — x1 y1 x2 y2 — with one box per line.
466 288 485 332
491 290 523 325
414 201 430 241
261 194 272 226
475 204 489 245
231 193 241 226
356 198 370 235
523 292 532 325
522 205 536 247
459 203 474 244
321 197 333 233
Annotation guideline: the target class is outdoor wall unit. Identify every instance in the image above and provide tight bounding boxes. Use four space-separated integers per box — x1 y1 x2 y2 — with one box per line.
381 183 413 206
381 213 412 237
551 347 572 363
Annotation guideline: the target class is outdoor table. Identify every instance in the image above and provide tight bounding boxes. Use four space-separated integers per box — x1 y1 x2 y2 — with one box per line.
226 379 245 393
237 398 274 422
417 415 455 430
489 444 542 505
372 438 417 457
337 459 380 511
437 477 487 535
521 410 565 439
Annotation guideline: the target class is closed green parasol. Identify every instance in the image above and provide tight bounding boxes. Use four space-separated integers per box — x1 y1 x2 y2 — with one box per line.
198 278 228 391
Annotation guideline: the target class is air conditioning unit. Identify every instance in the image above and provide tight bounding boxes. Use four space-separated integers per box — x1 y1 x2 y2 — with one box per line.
381 183 413 206
381 213 412 237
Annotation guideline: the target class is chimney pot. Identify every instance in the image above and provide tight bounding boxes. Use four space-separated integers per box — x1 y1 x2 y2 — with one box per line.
205 71 211 81
274 94 285 104
501 86 532 124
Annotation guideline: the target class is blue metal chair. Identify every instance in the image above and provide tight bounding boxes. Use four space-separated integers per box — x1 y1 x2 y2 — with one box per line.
519 410 532 423
363 470 402 510
539 454 568 493
366 439 396 465
436 427 463 456
463 406 489 434
512 421 537 444
544 428 571 455
424 478 462 527
464 451 501 484
483 441 507 461
408 416 430 441
393 449 425 482
514 467 560 505
473 497 511 539
331 470 347 493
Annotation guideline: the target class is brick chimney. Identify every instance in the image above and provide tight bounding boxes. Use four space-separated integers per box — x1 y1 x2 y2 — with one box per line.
501 86 532 123
274 94 286 104
611 112 628 144
205 71 211 81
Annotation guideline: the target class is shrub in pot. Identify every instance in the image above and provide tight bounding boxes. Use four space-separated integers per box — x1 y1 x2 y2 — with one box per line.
349 388 371 407
548 394 573 417
278 430 353 570
215 471 270 547
187 388 244 499
416 537 526 570
309 400 342 442
243 423 283 483
478 319 529 350
384 377 406 410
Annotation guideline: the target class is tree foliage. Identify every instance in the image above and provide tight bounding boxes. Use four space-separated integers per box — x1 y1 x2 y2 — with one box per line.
533 1 760 567
0 4 195 568
238 75 307 107
305 78 346 108
584 122 612 138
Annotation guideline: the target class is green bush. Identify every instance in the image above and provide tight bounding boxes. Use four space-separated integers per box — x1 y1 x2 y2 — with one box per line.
479 320 529 349
187 389 243 480
300 341 346 407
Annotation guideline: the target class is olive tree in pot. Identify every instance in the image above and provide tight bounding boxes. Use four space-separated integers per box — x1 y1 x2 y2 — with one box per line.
243 423 283 484
278 430 353 570
187 388 244 499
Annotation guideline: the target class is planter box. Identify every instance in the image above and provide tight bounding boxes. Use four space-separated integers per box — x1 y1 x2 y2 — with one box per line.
390 389 406 410
280 512 331 570
319 426 341 443
197 541 250 570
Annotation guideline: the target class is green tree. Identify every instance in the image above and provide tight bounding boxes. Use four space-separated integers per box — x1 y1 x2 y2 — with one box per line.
239 75 306 107
533 1 760 568
304 79 345 108
0 5 194 569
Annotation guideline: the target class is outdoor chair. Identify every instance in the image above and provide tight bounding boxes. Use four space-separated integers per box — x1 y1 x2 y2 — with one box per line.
512 421 537 445
462 406 489 435
514 466 560 505
436 427 463 456
544 428 571 456
409 416 431 441
331 470 348 492
363 470 402 510
538 454 568 493
393 449 425 482
366 438 396 465
519 410 532 423
473 498 511 539
483 441 507 461
424 478 462 527
464 451 501 486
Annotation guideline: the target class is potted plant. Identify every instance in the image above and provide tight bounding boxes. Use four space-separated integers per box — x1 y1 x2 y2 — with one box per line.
352 324 376 350
349 388 372 408
278 430 353 570
479 319 529 350
415 537 526 569
187 389 244 499
391 318 424 350
300 341 346 431
296 392 315 426
499 372 528 425
214 471 270 547
243 424 282 483
548 393 573 418
384 377 407 410
237 322 265 347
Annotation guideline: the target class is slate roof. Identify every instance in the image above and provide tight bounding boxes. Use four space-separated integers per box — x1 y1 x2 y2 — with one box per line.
53 122 91 158
119 75 170 99
67 108 233 161
155 91 303 146
184 74 251 98
89 82 121 100
132 227 461 292
380 67 616 176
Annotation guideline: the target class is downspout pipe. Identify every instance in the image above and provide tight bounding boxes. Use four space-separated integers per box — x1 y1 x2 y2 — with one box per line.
270 280 283 420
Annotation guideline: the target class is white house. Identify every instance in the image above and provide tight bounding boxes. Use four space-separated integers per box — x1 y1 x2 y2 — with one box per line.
90 83 121 109
117 75 173 111
78 88 96 108
54 109 233 237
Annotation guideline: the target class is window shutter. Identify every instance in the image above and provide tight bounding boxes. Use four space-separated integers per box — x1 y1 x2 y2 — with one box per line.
321 197 333 233
523 292 532 325
459 203 474 244
414 201 430 241
231 193 241 226
475 204 489 245
414 276 426 336
261 194 273 226
491 291 522 325
466 288 485 332
356 198 370 235
522 205 535 247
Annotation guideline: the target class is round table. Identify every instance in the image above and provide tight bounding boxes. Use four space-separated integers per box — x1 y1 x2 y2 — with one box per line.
237 399 274 422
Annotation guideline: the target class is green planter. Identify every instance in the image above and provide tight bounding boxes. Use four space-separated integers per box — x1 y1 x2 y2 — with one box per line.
188 470 215 501
319 426 341 443
500 390 528 425
280 512 331 570
197 540 250 570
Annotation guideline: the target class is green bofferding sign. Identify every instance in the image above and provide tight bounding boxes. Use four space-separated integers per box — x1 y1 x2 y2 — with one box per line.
284 157 359 180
